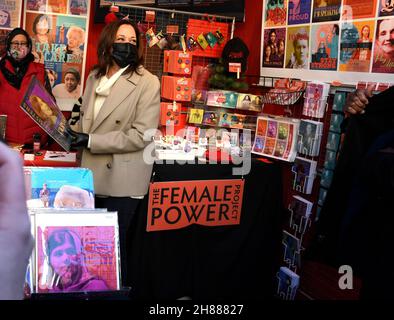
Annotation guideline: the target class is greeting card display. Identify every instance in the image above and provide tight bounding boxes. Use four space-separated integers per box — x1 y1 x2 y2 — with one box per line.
291 157 317 194
206 90 238 108
252 116 300 162
302 81 330 118
288 195 313 234
236 93 263 112
277 266 300 300
296 120 323 156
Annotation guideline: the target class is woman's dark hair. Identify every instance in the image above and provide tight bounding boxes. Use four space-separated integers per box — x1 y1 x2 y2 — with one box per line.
32 14 50 35
0 9 11 27
5 27 33 52
47 229 78 258
93 19 144 79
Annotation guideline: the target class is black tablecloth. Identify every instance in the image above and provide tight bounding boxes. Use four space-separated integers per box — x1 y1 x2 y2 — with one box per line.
128 158 284 300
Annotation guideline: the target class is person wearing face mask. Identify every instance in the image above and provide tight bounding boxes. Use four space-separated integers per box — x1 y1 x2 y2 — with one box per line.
0 28 53 146
67 20 160 286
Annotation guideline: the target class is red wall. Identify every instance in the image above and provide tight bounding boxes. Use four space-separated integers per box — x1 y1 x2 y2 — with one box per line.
85 0 262 83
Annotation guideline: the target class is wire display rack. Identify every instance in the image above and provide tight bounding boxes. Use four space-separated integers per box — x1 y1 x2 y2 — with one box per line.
115 3 236 79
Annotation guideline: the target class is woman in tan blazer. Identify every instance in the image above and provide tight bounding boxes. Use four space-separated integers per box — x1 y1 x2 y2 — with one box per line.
68 20 160 286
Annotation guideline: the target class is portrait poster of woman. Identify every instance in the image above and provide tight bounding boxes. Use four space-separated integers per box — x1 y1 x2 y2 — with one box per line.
0 1 22 29
35 212 120 293
262 28 286 68
339 20 374 72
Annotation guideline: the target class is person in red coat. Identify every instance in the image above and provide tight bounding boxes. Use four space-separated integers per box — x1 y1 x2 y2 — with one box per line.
0 28 52 146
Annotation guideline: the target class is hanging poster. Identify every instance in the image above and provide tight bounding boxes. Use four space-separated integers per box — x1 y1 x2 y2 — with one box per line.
342 0 378 20
310 23 339 70
378 0 394 17
285 26 310 69
0 0 22 30
288 0 312 25
311 0 341 23
262 28 286 68
24 2 90 111
264 0 288 27
339 20 375 72
372 18 394 73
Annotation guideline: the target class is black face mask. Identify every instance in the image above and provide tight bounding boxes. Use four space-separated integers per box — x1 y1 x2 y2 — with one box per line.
111 42 138 68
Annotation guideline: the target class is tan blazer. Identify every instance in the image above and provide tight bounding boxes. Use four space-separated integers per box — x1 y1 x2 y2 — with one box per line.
73 67 160 197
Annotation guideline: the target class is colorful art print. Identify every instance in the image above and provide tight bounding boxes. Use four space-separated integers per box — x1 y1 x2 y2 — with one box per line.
20 76 72 151
257 118 268 136
229 113 246 129
0 0 22 29
236 93 264 111
326 131 340 150
262 28 286 68
288 0 312 25
264 137 276 155
27 0 47 12
278 123 289 140
285 26 310 69
274 140 287 157
320 168 334 188
267 120 278 138
24 167 94 209
342 0 378 19
188 108 204 124
35 216 120 293
312 0 341 23
206 91 238 108
329 113 344 133
191 89 207 104
332 91 346 111
265 0 288 27
378 0 394 17
69 0 89 16
253 136 265 152
372 18 394 74
283 123 295 160
46 0 68 14
310 24 339 71
339 21 375 72
218 112 232 127
202 111 219 126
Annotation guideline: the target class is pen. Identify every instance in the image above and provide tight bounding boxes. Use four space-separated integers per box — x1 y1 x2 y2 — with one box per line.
49 155 65 158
